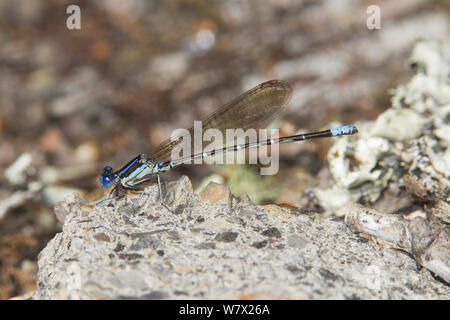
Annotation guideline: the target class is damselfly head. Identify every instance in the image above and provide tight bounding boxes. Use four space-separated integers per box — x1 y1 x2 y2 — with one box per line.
100 166 116 187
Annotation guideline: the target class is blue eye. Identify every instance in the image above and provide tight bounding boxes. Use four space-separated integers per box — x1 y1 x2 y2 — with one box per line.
102 166 112 175
100 166 115 187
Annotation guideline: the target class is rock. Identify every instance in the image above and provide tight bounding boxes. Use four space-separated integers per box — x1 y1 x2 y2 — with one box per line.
4 153 32 185
32 176 449 299
345 204 450 283
199 181 231 204
312 40 450 216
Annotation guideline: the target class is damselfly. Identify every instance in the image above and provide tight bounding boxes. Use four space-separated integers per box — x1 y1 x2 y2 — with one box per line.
99 80 357 210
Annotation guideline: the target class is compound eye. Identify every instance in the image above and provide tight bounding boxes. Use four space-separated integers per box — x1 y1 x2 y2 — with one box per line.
100 166 116 187
102 166 113 175
100 173 115 187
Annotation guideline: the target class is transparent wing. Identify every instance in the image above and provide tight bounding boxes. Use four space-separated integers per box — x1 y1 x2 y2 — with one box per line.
149 79 293 161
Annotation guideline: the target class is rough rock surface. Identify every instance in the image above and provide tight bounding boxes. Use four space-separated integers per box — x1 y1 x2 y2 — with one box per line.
311 40 450 218
32 177 448 299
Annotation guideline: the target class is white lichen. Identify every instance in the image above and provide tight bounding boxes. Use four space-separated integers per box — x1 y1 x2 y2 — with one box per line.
314 40 450 214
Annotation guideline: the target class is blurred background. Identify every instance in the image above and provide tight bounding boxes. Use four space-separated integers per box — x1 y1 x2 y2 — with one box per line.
0 0 449 299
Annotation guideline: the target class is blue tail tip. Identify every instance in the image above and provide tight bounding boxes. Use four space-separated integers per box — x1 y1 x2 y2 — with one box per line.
331 125 358 136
